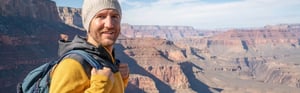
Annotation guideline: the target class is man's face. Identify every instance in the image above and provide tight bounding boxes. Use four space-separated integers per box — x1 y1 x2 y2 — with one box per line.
88 9 121 48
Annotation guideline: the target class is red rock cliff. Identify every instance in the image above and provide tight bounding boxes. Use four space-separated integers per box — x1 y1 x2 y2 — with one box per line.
0 0 61 22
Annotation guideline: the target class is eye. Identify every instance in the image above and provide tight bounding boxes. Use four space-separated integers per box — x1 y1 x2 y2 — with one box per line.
112 15 120 20
96 15 106 19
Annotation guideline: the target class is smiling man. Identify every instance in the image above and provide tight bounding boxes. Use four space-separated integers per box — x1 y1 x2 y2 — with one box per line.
50 0 129 92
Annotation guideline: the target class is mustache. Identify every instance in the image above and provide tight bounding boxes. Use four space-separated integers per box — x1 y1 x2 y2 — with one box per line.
100 30 115 33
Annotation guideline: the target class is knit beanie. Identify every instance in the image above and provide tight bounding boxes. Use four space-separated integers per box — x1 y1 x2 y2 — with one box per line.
82 0 122 32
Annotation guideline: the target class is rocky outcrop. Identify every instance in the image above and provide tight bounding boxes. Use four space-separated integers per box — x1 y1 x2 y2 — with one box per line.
57 7 83 30
147 65 189 89
115 38 191 92
127 74 159 93
0 0 61 22
164 50 187 61
253 61 300 88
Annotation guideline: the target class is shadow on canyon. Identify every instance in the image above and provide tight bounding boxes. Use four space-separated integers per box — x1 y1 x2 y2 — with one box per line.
179 62 223 93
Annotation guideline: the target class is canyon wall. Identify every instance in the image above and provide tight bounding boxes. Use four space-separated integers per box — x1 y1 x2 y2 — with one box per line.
0 0 84 92
0 0 60 22
173 24 300 91
57 7 83 30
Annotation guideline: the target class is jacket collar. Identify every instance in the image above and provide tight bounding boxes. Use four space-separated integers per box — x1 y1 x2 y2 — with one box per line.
58 35 115 63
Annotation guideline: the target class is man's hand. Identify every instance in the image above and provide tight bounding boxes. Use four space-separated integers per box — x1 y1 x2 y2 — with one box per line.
119 63 129 79
91 67 114 82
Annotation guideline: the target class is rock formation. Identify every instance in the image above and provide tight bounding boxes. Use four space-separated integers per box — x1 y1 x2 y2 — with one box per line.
0 0 84 92
0 0 61 22
115 38 191 92
57 7 83 30
127 74 159 93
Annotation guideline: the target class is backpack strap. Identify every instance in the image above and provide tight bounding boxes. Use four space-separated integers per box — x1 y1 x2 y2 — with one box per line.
60 50 121 78
48 50 103 79
64 50 120 73
64 53 93 78
55 50 120 79
63 50 103 69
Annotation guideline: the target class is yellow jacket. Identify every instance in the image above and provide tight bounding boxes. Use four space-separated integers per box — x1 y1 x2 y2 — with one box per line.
51 35 128 92
50 58 128 93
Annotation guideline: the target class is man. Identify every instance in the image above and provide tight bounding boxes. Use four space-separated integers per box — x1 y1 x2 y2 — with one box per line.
50 0 129 92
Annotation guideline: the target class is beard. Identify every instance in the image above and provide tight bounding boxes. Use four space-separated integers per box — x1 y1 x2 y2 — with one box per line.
88 30 120 48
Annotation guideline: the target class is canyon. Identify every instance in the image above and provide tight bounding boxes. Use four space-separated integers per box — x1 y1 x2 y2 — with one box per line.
115 24 300 93
58 7 300 92
0 0 300 92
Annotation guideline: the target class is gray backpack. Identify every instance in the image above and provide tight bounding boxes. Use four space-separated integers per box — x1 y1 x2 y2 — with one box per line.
17 50 103 93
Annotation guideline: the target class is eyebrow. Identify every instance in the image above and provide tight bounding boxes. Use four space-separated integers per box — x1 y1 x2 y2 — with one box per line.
96 10 121 15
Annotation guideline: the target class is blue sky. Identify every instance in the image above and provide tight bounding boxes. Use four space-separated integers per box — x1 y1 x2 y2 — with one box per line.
53 0 300 30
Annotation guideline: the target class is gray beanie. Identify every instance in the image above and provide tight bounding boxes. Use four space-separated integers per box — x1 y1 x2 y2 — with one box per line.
82 0 122 32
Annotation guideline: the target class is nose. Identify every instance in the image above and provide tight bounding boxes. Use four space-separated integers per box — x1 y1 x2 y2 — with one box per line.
104 16 114 29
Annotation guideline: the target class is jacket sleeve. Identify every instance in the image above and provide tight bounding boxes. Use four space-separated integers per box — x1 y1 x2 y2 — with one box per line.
50 58 113 93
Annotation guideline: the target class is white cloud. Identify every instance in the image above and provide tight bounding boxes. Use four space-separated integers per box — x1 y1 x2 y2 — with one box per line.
121 0 300 29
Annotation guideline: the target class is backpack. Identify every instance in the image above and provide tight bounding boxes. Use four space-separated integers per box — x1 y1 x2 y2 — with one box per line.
17 50 103 93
